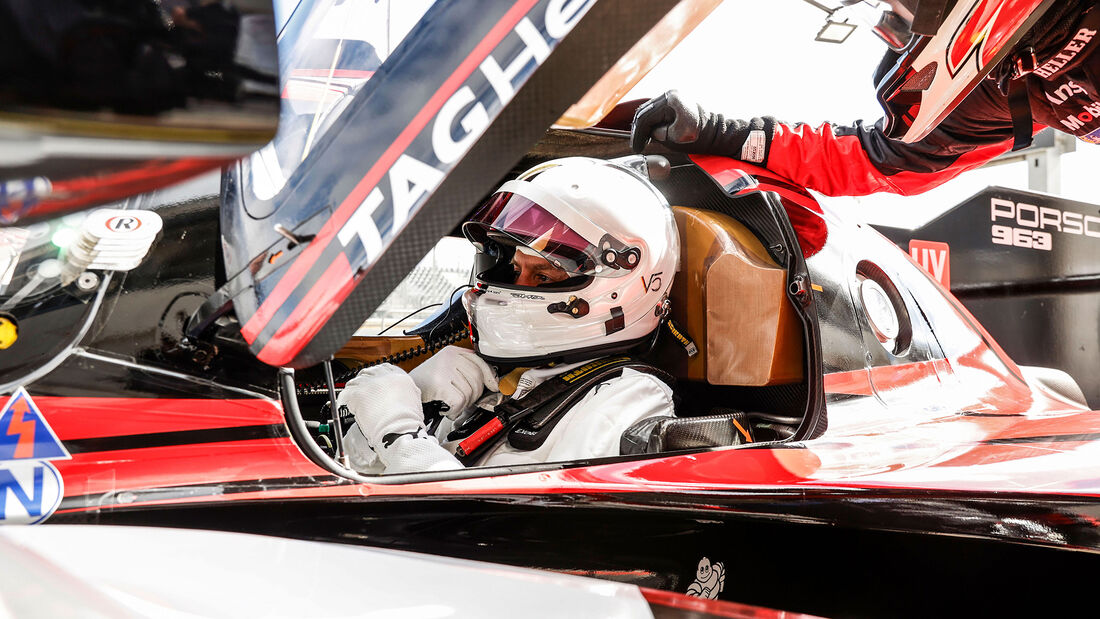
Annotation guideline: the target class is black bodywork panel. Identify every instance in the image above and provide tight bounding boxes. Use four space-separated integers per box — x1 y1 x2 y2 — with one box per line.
67 489 1100 618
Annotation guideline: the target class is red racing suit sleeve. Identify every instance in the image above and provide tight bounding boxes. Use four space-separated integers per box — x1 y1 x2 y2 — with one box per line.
761 80 1036 196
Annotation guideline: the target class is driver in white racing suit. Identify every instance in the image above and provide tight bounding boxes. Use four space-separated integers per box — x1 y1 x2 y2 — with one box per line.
339 156 680 474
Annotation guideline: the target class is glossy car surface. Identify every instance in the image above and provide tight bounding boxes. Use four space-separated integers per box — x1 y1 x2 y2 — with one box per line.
2 1 1098 616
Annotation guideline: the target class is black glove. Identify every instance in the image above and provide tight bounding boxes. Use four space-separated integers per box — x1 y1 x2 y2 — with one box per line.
630 90 777 164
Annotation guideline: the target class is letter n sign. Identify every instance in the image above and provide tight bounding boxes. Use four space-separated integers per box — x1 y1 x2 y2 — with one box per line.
909 239 951 288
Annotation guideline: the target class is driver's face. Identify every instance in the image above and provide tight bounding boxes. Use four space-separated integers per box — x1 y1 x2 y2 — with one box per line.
512 250 569 287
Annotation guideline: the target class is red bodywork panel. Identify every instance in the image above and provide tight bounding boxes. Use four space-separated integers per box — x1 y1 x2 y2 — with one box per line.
23 157 1098 525
2 159 231 225
946 0 1046 76
19 155 1097 619
640 586 823 619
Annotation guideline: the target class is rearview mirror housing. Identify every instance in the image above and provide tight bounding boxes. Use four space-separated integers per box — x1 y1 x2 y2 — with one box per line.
0 0 280 225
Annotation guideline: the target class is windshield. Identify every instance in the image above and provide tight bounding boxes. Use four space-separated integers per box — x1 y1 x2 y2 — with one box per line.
0 210 113 390
358 237 474 336
244 0 438 201
1 214 90 310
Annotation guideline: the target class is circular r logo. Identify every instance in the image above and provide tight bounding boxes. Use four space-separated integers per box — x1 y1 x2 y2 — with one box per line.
105 216 142 232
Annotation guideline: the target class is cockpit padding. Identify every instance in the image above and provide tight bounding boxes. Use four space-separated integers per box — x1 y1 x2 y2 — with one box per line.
664 206 803 386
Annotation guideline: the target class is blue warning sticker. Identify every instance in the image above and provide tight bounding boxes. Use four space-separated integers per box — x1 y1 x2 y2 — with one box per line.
0 388 69 462
0 462 63 524
0 389 68 524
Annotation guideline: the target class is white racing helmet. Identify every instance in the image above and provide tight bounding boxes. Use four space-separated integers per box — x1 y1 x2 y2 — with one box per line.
461 156 679 365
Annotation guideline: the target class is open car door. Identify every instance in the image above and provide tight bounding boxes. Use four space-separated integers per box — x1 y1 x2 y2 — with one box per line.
211 0 701 368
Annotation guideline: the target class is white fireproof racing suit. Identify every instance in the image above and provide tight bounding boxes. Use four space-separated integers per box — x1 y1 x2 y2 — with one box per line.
340 347 674 474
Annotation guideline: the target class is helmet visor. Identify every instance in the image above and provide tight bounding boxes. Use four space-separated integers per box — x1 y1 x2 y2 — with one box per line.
464 192 602 278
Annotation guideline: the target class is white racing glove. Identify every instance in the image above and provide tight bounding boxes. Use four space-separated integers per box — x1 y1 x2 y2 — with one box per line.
409 346 499 419
338 364 460 473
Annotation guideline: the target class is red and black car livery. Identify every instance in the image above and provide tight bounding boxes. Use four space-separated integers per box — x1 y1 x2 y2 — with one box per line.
2 1 1099 616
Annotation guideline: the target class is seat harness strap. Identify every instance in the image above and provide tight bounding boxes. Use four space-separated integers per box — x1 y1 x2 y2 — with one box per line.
447 356 673 464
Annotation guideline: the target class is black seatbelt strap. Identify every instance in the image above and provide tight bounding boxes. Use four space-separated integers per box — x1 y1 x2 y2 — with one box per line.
1002 47 1037 151
508 361 673 451
1008 76 1034 151
447 357 672 463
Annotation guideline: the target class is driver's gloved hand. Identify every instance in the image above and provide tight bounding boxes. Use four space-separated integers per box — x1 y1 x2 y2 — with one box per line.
339 364 461 472
409 346 498 420
630 90 777 164
339 364 425 445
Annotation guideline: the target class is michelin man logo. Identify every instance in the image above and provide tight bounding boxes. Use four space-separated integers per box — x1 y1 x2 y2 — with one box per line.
686 557 725 599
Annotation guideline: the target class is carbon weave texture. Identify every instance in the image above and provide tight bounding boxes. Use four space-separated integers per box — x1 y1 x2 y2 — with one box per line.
294 0 679 368
649 413 744 451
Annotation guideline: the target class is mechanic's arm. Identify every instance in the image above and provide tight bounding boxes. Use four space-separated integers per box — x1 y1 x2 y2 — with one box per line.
631 84 1029 197
542 368 675 462
338 364 462 474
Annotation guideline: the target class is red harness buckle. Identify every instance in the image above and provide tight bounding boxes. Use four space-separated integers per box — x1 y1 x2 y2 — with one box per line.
455 417 504 458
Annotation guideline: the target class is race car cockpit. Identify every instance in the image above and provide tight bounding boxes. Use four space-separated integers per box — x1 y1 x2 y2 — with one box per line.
174 0 822 478
287 149 820 475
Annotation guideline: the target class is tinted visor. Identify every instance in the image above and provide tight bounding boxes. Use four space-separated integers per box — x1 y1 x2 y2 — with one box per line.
463 192 599 277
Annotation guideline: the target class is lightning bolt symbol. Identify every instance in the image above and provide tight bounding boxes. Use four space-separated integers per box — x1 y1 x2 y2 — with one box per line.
6 397 37 459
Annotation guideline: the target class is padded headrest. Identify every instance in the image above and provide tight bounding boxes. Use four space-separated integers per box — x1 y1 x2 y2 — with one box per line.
655 207 803 386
